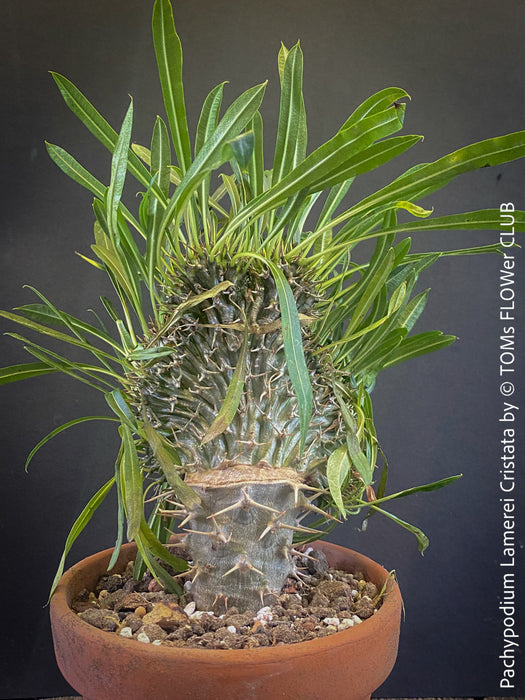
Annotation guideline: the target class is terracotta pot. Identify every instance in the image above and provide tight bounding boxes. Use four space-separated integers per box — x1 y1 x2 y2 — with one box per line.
50 541 402 700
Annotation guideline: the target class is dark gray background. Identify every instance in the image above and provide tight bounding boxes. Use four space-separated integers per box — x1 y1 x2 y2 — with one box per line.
1 1 524 697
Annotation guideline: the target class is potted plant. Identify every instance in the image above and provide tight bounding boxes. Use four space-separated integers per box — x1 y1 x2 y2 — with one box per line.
1 0 523 698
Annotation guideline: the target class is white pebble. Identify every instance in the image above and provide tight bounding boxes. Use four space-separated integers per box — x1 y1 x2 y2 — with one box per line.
152 639 162 646
184 601 196 615
352 615 363 625
227 625 237 634
256 606 273 622
323 617 340 627
119 626 133 638
183 581 192 592
351 589 358 599
137 632 151 643
338 618 354 630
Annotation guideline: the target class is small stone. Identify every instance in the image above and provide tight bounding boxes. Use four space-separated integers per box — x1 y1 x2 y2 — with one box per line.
324 625 338 635
338 618 354 630
352 614 363 625
305 549 329 575
106 574 123 592
99 589 127 611
119 626 133 638
79 608 120 632
137 632 150 644
115 592 150 613
322 617 340 627
226 625 237 634
272 626 302 645
310 591 330 607
152 639 163 646
353 596 375 620
139 623 168 642
135 606 147 618
314 580 353 602
121 613 144 633
142 603 188 631
363 582 378 599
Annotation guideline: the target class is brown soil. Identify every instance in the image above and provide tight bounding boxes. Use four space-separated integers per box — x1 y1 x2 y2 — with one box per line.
72 547 385 649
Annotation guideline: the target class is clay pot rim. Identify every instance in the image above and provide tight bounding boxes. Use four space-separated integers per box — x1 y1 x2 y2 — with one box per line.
51 540 402 662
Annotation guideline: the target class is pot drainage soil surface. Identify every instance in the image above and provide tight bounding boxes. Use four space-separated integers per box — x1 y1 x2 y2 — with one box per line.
72 547 386 649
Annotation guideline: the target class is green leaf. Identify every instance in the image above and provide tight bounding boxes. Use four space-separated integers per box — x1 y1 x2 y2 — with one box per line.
49 477 115 600
248 112 264 198
15 303 121 353
151 116 171 199
383 331 456 369
369 474 462 506
143 418 201 510
228 104 405 234
202 327 249 444
333 386 373 486
272 42 307 184
50 73 162 198
152 0 192 173
345 248 395 337
345 131 525 222
150 80 266 277
108 447 125 571
45 142 105 198
138 517 187 574
226 131 255 170
0 362 56 385
266 261 313 453
326 445 351 517
120 425 143 541
368 503 429 553
195 82 226 155
105 390 139 431
350 208 525 244
25 415 116 472
107 100 133 240
342 87 410 130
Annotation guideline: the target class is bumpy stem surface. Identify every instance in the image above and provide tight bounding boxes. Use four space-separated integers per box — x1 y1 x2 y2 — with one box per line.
181 466 316 613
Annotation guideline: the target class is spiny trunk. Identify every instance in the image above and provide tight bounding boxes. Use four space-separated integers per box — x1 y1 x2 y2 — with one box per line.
179 465 322 613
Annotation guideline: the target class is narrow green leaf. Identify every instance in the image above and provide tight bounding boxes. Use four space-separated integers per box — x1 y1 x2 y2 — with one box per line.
143 418 201 510
195 82 226 155
203 327 249 444
345 248 395 336
343 131 525 223
368 503 429 553
25 415 115 472
151 115 171 198
0 362 55 385
152 0 192 173
226 131 255 170
120 425 143 541
50 72 163 198
272 42 306 184
327 444 351 517
105 390 139 431
248 111 264 198
227 104 405 234
45 142 105 198
150 80 266 279
342 87 410 130
383 331 456 369
333 386 373 486
107 100 133 240
108 447 125 571
369 474 462 506
49 477 115 600
139 518 187 573
266 261 313 452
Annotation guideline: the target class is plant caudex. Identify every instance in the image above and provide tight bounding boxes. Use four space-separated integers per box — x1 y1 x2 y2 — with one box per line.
2 0 524 611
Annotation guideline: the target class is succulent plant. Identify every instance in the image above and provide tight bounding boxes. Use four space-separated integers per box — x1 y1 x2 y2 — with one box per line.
2 0 524 613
